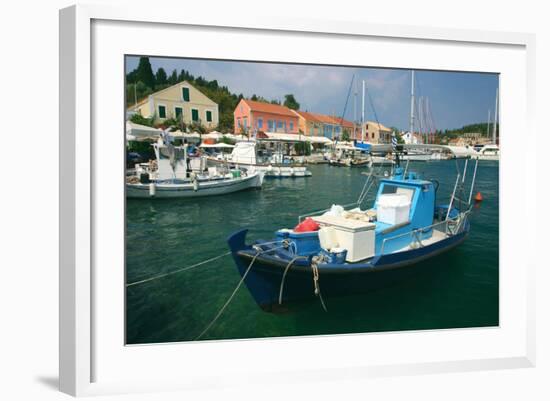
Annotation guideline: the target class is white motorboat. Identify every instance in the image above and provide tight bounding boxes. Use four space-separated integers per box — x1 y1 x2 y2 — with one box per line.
208 141 312 178
126 139 264 199
472 144 499 161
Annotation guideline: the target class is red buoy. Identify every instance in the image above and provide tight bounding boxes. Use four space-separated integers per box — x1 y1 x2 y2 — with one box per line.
474 192 483 202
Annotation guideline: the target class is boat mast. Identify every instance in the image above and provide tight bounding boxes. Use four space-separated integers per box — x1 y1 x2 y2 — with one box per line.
492 87 498 144
361 80 366 142
409 70 415 142
487 109 491 138
353 82 357 140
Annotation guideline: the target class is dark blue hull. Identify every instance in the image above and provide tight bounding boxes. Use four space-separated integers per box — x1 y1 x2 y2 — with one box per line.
227 225 469 309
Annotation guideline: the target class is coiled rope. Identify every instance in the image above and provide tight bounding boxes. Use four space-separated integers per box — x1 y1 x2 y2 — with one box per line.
311 259 328 312
126 251 232 287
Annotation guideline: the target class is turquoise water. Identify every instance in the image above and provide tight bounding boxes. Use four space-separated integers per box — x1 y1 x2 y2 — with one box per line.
126 160 499 344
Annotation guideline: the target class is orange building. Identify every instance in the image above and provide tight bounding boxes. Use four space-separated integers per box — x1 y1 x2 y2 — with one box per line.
293 110 359 140
233 99 299 135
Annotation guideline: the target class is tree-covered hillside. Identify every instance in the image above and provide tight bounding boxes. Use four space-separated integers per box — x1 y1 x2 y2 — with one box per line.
126 57 295 132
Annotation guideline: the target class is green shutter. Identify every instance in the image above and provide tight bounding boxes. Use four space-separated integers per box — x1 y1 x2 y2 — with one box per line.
182 87 190 101
192 109 199 122
206 110 212 122
175 107 183 119
158 105 166 118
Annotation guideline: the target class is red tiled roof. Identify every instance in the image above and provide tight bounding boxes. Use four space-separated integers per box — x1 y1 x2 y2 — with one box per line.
295 110 354 128
242 99 297 117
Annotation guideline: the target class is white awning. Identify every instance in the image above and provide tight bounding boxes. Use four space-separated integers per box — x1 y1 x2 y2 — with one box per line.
125 121 161 140
203 131 225 140
305 135 333 144
199 143 235 148
262 132 308 142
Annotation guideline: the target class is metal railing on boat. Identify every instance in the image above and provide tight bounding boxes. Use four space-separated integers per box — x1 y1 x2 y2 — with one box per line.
379 211 471 255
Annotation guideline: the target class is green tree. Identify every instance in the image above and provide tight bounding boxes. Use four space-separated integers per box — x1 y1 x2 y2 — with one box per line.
129 113 155 127
134 57 155 89
341 129 350 142
168 69 178 85
155 67 168 87
283 94 300 110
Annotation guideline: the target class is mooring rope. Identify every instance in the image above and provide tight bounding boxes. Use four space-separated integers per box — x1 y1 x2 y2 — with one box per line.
311 259 328 312
278 255 308 305
126 251 232 287
194 245 285 340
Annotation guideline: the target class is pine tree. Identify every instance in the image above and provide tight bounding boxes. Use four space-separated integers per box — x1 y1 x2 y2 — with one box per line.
155 68 168 87
168 69 178 85
134 57 155 89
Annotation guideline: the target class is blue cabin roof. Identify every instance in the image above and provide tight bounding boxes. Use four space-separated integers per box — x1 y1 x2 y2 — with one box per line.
372 168 436 253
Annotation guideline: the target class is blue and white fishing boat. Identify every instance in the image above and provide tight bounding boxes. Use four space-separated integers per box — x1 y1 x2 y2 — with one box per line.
227 148 479 310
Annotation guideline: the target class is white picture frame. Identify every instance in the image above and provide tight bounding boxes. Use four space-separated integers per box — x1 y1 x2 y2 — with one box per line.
59 4 536 397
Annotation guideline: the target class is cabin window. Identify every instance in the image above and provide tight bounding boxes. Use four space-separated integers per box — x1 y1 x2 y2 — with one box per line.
158 105 166 119
182 87 190 101
257 118 263 129
205 110 212 122
174 107 183 119
381 184 415 202
191 108 199 122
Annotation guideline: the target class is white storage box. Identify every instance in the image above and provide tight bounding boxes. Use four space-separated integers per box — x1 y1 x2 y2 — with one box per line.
312 215 375 262
377 194 411 225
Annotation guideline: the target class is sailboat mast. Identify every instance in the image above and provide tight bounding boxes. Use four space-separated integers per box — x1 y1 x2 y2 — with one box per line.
409 70 415 140
353 83 357 140
492 87 498 144
361 80 366 142
487 109 491 138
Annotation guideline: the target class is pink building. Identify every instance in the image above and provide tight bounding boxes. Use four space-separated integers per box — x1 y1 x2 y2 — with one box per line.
233 99 299 135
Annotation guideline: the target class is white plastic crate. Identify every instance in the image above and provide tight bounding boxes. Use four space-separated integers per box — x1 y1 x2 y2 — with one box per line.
377 194 411 225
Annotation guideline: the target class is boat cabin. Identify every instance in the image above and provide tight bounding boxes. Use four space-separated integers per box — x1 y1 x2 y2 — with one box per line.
277 169 437 263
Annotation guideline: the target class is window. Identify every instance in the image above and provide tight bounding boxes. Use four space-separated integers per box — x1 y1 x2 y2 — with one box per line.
175 107 183 119
268 120 274 131
277 120 283 130
335 126 341 134
182 87 190 102
205 110 212 122
323 124 332 138
191 109 199 122
243 117 248 128
237 118 241 127
158 105 166 119
289 122 294 131
257 118 263 129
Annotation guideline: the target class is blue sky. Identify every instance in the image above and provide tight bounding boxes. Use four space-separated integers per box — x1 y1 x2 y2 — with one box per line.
126 56 499 131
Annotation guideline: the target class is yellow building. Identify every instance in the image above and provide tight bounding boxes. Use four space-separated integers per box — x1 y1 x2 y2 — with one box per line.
362 121 392 144
129 81 219 129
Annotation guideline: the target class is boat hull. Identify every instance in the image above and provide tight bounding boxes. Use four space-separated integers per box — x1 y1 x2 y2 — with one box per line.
127 172 263 199
207 157 312 178
228 225 468 309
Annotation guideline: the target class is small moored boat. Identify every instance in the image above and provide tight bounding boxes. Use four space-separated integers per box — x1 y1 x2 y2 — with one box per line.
127 139 264 199
228 155 479 310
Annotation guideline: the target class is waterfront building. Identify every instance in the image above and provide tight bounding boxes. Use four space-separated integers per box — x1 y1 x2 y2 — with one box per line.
362 121 393 144
293 111 358 140
234 99 299 135
128 80 219 128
